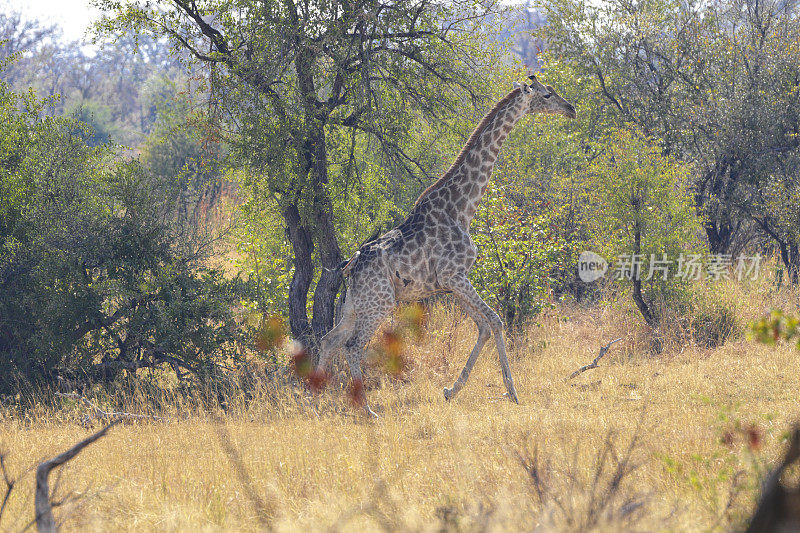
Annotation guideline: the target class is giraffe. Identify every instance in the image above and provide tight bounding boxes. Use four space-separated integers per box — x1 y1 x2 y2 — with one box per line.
316 75 577 416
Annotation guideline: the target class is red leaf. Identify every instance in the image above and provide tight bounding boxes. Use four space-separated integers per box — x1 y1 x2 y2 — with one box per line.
348 379 366 407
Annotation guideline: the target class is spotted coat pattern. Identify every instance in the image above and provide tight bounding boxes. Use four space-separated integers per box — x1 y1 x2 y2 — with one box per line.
316 76 577 415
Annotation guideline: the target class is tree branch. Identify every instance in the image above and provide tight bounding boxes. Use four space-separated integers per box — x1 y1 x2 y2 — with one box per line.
567 338 623 380
172 0 230 55
35 421 119 533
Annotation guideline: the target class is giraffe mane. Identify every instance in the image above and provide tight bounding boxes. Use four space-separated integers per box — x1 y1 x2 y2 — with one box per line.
413 87 522 207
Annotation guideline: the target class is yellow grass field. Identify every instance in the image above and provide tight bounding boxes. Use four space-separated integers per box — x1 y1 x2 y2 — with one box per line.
1 283 799 531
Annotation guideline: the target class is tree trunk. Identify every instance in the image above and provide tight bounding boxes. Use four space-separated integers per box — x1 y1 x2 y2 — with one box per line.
312 212 342 338
779 240 800 285
308 129 342 340
632 277 657 327
696 163 736 255
631 225 657 328
291 34 344 346
704 219 734 255
283 203 314 342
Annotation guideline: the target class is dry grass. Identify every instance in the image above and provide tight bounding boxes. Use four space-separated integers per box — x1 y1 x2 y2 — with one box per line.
1 280 799 531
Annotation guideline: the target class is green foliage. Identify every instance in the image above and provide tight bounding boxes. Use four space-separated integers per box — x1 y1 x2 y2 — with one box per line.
750 309 800 349
0 76 246 394
67 99 118 146
586 128 702 323
541 0 800 268
140 74 223 225
234 131 408 319
234 187 293 316
471 181 569 330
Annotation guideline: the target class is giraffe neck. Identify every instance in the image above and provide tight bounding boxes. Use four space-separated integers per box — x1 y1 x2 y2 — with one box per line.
415 88 529 227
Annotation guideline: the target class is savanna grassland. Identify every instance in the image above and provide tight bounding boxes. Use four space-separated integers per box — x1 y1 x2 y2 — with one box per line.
1 279 798 532
5 0 800 530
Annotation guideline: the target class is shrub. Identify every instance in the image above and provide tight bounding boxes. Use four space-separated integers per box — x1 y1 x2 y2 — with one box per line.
585 128 703 328
687 284 741 348
471 182 569 330
0 77 247 394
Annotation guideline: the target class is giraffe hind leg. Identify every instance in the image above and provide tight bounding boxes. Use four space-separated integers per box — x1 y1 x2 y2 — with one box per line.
443 293 491 401
343 279 396 418
316 292 357 373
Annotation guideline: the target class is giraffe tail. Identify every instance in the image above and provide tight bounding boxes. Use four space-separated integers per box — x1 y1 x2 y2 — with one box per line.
335 227 384 279
340 251 361 278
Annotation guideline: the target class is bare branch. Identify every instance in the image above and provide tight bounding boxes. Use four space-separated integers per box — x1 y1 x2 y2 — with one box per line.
567 338 623 380
0 453 14 524
34 421 119 533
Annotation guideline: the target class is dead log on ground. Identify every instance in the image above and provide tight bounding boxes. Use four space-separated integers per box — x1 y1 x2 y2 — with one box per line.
567 338 623 380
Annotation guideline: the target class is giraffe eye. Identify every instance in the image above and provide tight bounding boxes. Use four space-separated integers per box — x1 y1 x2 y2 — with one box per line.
543 94 552 99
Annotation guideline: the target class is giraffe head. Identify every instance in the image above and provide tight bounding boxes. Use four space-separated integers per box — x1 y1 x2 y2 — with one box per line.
523 75 577 119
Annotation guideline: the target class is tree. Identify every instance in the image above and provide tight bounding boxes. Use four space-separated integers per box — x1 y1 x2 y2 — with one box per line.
0 9 59 88
541 0 800 271
67 99 118 146
585 129 701 328
0 74 246 393
140 73 225 225
93 0 507 346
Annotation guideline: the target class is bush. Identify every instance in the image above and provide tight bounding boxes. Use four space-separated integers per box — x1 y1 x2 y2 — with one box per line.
686 284 740 348
585 128 703 328
471 182 569 330
0 77 247 394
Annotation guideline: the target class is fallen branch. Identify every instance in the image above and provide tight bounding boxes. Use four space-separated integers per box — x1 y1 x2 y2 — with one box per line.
35 421 119 533
54 393 168 426
567 338 623 380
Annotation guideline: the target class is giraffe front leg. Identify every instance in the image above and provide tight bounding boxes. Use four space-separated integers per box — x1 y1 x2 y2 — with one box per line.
316 312 354 374
445 273 519 404
443 295 491 402
316 291 358 373
342 291 394 419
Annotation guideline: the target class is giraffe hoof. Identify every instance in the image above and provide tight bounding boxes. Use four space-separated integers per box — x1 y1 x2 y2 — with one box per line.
443 387 453 401
503 378 519 404
504 390 519 404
